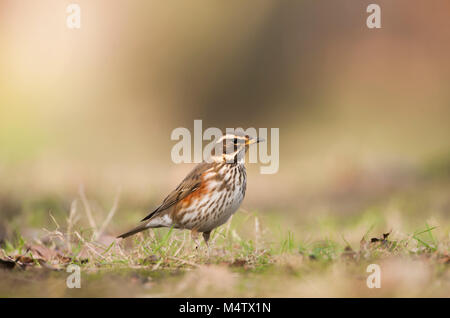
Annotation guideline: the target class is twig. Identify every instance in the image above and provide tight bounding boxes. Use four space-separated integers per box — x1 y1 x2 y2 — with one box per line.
79 184 98 238
96 187 121 240
226 215 233 238
167 256 199 267
42 227 65 240
74 231 106 260
173 234 186 257
67 200 77 252
255 216 260 252
152 258 163 271
49 212 60 229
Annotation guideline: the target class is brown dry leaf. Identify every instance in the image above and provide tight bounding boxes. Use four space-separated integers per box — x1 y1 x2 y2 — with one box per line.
0 244 72 271
26 244 72 264
230 259 247 267
15 255 35 265
27 244 57 260
141 255 160 265
0 257 16 270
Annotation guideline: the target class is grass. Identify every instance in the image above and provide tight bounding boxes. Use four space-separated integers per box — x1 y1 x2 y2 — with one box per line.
0 178 449 297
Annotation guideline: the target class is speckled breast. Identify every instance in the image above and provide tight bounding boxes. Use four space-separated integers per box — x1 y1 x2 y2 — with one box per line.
181 163 247 232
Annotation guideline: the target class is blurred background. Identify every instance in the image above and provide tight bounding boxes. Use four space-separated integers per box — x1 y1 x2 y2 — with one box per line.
0 0 449 239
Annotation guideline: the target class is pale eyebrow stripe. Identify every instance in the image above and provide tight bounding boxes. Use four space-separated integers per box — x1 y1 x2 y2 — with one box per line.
217 134 247 142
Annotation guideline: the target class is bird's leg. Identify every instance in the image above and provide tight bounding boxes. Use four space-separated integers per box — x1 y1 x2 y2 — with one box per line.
202 231 211 245
191 229 201 250
203 231 211 258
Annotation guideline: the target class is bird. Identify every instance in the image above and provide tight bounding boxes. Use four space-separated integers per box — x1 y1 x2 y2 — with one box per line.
117 132 263 248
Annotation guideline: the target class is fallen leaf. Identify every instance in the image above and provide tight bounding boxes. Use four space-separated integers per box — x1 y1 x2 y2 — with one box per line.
15 255 35 265
141 255 160 265
26 244 71 264
37 259 62 271
0 257 16 270
230 259 247 267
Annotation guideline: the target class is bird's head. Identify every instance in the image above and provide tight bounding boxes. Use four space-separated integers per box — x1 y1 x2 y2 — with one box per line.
215 132 264 164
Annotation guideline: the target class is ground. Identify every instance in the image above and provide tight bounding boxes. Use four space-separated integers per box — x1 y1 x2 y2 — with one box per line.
0 169 449 297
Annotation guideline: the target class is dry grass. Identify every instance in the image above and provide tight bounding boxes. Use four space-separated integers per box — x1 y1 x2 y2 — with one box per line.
0 198 449 297
0 174 449 297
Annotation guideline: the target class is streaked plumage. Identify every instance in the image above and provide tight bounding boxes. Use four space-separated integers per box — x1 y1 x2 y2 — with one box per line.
118 132 262 246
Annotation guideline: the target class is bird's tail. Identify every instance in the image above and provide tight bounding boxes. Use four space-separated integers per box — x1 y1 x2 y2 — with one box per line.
117 222 149 239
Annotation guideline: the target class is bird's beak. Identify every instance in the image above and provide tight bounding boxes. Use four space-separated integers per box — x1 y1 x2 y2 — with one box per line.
246 137 265 145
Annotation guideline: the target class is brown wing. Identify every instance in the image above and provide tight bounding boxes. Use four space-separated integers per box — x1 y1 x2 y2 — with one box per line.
141 162 214 221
